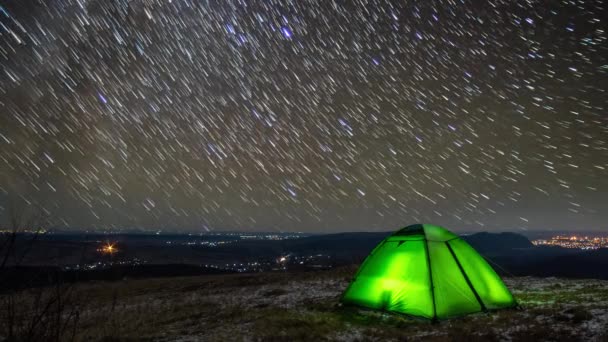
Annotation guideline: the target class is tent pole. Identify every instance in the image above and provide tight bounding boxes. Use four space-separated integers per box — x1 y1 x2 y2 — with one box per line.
445 241 487 312
423 238 438 322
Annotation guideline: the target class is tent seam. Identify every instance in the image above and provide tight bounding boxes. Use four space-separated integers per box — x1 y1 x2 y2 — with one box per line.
423 237 438 321
445 241 487 312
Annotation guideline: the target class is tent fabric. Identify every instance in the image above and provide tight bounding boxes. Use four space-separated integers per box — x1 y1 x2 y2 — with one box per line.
341 224 516 320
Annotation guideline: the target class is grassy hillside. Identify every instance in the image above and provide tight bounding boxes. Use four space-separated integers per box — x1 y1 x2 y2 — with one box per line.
2 267 608 341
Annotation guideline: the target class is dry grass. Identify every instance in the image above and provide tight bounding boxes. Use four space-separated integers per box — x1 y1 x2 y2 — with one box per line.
1 268 607 341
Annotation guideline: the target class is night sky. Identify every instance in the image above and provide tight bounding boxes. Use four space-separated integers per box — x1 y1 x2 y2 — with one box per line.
0 0 606 233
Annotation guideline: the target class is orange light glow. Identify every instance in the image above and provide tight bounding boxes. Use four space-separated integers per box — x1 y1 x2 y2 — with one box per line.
100 243 117 255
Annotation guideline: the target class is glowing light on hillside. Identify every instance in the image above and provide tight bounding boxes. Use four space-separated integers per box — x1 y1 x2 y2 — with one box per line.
99 242 118 255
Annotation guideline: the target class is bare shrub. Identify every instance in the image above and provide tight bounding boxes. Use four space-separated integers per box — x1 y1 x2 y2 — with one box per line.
0 199 81 341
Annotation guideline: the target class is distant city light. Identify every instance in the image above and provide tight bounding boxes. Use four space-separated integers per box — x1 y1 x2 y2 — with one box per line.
99 242 118 255
533 235 608 250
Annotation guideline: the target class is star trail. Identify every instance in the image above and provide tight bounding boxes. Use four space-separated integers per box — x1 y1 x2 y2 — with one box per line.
0 0 606 232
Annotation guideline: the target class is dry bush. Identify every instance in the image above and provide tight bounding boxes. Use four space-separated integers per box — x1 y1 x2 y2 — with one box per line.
0 199 82 341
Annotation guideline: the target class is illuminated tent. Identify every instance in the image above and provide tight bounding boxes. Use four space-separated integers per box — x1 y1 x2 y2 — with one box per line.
341 224 516 320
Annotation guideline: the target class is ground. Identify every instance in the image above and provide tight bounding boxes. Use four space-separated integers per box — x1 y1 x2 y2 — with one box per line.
3 267 608 341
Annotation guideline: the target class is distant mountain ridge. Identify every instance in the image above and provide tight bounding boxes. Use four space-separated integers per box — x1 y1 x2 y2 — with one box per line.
276 230 535 258
461 232 534 256
6 230 608 281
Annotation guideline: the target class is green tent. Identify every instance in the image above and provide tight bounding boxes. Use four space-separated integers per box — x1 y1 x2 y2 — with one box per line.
341 224 516 320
